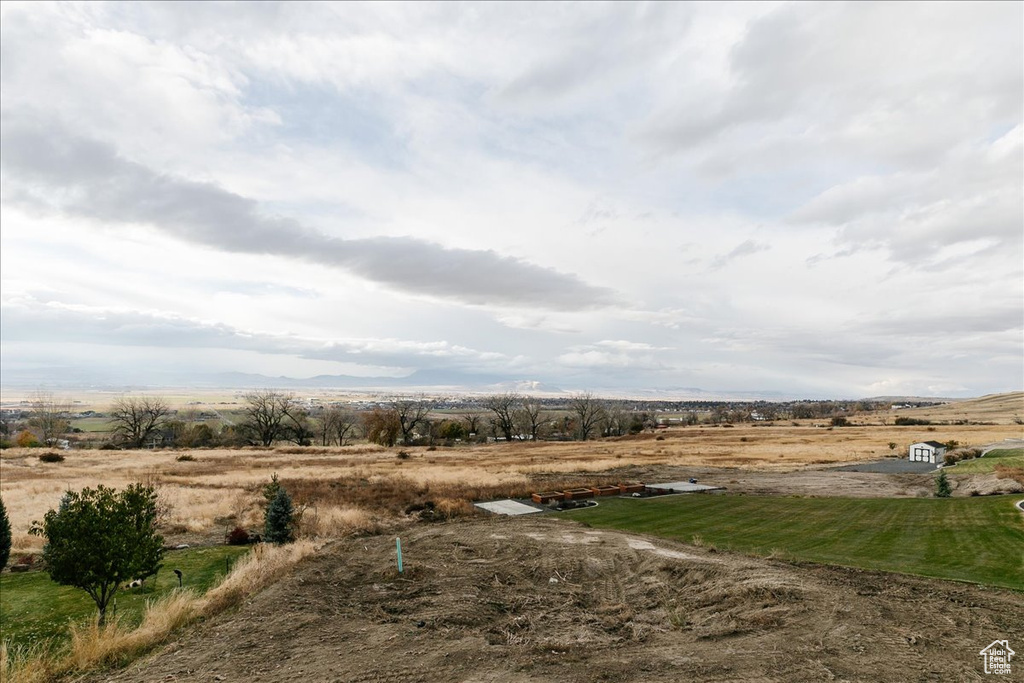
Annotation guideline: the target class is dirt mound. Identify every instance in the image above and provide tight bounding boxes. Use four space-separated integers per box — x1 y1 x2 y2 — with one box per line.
94 517 1023 683
958 472 1024 496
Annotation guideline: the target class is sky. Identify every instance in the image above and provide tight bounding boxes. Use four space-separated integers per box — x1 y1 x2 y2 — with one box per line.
1 1 1022 398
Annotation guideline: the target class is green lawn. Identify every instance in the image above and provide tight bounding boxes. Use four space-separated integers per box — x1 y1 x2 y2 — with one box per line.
950 448 1024 474
0 545 249 649
564 495 1024 590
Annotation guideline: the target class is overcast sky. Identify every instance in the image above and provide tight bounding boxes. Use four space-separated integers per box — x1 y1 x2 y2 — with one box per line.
1 1 1021 398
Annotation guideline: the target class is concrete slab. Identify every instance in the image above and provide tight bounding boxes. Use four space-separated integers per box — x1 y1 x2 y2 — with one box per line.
646 481 724 493
475 499 544 516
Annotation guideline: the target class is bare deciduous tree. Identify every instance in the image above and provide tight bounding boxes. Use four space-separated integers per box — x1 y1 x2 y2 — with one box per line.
485 393 520 441
600 404 628 437
462 412 483 437
241 390 298 447
390 396 434 444
318 406 359 446
516 397 545 441
109 396 171 449
29 391 72 446
568 392 605 441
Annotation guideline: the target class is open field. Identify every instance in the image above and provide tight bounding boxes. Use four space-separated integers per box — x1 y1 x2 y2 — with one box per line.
565 495 1024 590
78 517 1024 683
877 391 1024 424
2 394 1022 681
3 421 1021 554
0 546 249 649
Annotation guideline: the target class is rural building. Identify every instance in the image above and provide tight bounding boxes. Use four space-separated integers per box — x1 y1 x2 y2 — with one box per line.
908 440 947 464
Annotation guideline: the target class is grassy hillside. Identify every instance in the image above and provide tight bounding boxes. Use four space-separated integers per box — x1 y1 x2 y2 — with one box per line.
885 391 1024 424
951 448 1024 475
0 545 249 649
565 494 1024 590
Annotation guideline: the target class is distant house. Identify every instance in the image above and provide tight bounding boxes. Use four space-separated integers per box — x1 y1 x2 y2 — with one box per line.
908 440 947 464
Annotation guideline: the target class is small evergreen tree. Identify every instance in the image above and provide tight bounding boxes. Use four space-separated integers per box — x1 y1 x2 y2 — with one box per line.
262 473 281 506
264 486 294 544
0 495 12 571
935 470 952 498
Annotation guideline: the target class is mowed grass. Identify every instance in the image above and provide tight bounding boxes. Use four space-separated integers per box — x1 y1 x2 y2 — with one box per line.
0 545 249 649
951 448 1024 474
565 494 1024 590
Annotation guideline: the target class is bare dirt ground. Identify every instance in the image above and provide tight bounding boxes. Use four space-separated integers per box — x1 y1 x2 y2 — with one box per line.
87 516 1023 683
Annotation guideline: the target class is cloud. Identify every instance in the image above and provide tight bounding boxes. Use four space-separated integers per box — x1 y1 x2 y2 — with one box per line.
557 339 674 370
788 126 1023 265
0 299 514 372
710 239 770 269
639 3 1022 166
0 121 614 311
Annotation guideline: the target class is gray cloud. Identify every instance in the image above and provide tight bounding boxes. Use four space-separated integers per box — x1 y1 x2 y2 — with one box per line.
710 239 770 269
0 301 511 371
640 3 1022 164
0 121 614 311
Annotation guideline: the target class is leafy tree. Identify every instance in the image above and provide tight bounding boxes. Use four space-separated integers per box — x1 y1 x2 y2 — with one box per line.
109 396 171 448
16 429 40 448
0 495 11 571
264 486 294 545
362 407 401 447
935 470 952 498
31 484 163 624
436 419 465 441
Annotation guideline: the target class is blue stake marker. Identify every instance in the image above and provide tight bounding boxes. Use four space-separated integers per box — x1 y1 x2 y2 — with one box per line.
396 537 404 573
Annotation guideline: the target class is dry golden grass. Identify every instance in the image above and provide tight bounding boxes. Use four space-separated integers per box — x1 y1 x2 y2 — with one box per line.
2 420 1021 553
200 540 319 614
880 392 1024 423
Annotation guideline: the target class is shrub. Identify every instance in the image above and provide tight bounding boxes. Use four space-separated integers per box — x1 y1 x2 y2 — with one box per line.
396 450 410 460
99 443 119 450
264 487 294 545
15 430 40 448
830 416 849 427
894 417 930 426
175 454 196 462
38 452 65 463
226 526 250 546
0 495 10 571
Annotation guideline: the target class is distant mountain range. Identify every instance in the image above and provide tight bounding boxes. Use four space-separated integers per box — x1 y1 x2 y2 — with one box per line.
0 366 807 400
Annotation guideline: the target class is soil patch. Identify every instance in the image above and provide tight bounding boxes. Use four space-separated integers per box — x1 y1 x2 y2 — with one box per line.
90 516 1024 683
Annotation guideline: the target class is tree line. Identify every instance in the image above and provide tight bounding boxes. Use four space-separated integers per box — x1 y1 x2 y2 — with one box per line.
1 391 911 450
